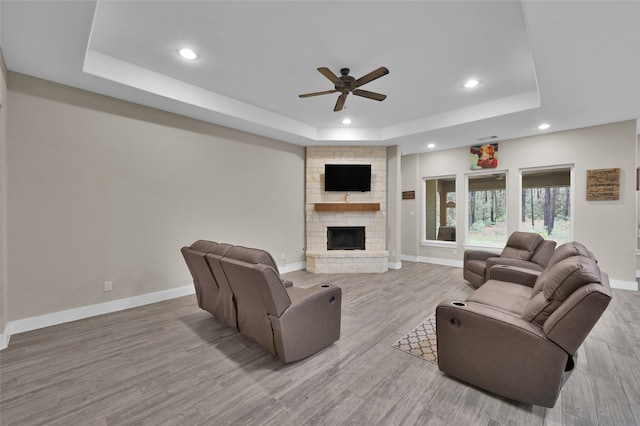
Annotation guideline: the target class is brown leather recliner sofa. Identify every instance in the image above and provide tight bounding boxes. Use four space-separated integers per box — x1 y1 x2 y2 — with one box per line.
437 241 612 407
463 231 557 288
181 240 341 363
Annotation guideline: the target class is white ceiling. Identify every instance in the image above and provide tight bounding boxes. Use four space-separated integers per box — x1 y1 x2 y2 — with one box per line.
1 1 639 154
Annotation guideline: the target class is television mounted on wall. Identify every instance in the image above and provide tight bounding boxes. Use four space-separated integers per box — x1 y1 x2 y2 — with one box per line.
324 164 371 192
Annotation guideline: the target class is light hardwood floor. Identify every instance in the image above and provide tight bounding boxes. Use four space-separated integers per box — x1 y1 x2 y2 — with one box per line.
1 262 639 425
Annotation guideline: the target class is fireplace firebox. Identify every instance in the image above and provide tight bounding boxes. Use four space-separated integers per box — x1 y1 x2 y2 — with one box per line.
327 226 365 250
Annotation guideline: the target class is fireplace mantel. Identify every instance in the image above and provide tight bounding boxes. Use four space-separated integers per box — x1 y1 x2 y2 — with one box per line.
314 203 380 212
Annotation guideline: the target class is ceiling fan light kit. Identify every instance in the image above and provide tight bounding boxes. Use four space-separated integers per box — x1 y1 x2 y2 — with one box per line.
299 66 389 112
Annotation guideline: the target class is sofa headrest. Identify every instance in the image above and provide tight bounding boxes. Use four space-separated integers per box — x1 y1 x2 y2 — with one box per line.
189 240 233 256
500 232 544 261
529 240 557 268
547 241 595 268
224 246 280 272
189 240 219 253
522 255 602 327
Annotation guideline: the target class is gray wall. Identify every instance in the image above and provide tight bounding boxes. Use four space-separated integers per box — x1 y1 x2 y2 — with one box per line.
400 154 419 258
386 145 401 266
0 51 7 339
6 72 305 322
402 120 638 285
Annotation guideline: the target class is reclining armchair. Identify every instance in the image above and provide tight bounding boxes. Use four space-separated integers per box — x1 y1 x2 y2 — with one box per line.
463 231 556 288
437 241 611 407
182 241 341 363
217 246 341 363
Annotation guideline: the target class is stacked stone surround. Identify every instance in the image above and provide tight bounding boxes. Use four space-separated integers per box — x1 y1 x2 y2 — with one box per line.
306 146 388 273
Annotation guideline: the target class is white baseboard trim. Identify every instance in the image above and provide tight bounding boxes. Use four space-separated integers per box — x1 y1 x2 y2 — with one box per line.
402 255 637 291
417 256 464 268
401 255 419 262
2 259 634 351
282 260 409 273
388 261 402 270
0 325 9 350
280 261 306 274
0 284 195 350
402 254 463 269
610 279 638 291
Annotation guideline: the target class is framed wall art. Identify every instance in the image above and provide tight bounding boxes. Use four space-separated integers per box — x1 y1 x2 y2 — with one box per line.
470 143 498 170
586 168 620 200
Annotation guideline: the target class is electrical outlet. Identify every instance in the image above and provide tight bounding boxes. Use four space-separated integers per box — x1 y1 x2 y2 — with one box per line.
104 281 113 292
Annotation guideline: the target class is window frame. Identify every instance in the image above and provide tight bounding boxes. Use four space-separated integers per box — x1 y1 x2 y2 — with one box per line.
637 187 640 253
464 169 509 250
518 164 575 243
421 174 457 248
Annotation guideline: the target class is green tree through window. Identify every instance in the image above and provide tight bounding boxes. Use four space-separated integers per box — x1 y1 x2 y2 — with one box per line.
467 173 507 245
521 167 572 243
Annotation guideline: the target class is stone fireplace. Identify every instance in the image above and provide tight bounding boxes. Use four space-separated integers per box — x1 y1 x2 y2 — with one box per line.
305 146 389 273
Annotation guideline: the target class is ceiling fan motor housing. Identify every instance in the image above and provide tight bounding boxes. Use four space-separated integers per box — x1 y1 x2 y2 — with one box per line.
337 68 356 91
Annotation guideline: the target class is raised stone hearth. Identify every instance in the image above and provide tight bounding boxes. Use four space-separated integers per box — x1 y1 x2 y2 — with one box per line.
305 146 388 274
305 250 389 274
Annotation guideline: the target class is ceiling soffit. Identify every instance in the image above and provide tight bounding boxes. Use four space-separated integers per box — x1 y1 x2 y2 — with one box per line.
84 0 540 144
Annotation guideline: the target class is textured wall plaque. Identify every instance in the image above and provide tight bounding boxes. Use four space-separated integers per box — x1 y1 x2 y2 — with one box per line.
402 191 415 200
586 168 620 200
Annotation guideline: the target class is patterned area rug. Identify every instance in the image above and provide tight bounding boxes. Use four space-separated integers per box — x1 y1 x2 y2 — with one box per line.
392 314 438 364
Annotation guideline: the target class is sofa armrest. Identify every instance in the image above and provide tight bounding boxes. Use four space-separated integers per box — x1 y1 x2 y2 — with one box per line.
487 264 541 287
282 279 293 288
464 250 497 263
486 257 544 272
436 300 570 407
269 284 342 363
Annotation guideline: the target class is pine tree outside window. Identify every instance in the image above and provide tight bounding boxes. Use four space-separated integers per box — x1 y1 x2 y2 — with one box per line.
467 172 507 245
520 166 573 243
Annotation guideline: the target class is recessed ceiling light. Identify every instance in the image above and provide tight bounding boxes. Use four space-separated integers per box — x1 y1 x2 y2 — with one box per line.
427 143 436 149
178 48 198 60
538 123 551 130
464 79 479 88
342 118 352 125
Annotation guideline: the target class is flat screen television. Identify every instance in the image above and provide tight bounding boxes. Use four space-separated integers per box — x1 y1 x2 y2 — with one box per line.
324 164 371 192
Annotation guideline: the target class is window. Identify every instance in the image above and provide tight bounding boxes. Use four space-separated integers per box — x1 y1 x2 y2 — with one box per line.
521 167 572 244
467 172 507 245
424 176 456 241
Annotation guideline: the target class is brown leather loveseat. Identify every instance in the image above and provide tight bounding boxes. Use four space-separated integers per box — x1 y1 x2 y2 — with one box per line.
181 240 342 363
437 241 612 407
463 231 557 288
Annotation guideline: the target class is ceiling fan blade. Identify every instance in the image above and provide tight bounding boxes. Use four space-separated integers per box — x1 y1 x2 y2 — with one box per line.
352 89 387 101
299 89 339 98
334 93 348 112
317 67 342 86
355 67 389 87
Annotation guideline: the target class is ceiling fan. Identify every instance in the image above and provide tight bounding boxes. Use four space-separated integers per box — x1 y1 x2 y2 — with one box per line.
299 67 389 112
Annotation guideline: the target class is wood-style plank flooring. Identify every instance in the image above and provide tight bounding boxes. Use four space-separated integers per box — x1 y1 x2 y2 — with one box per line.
1 262 639 425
